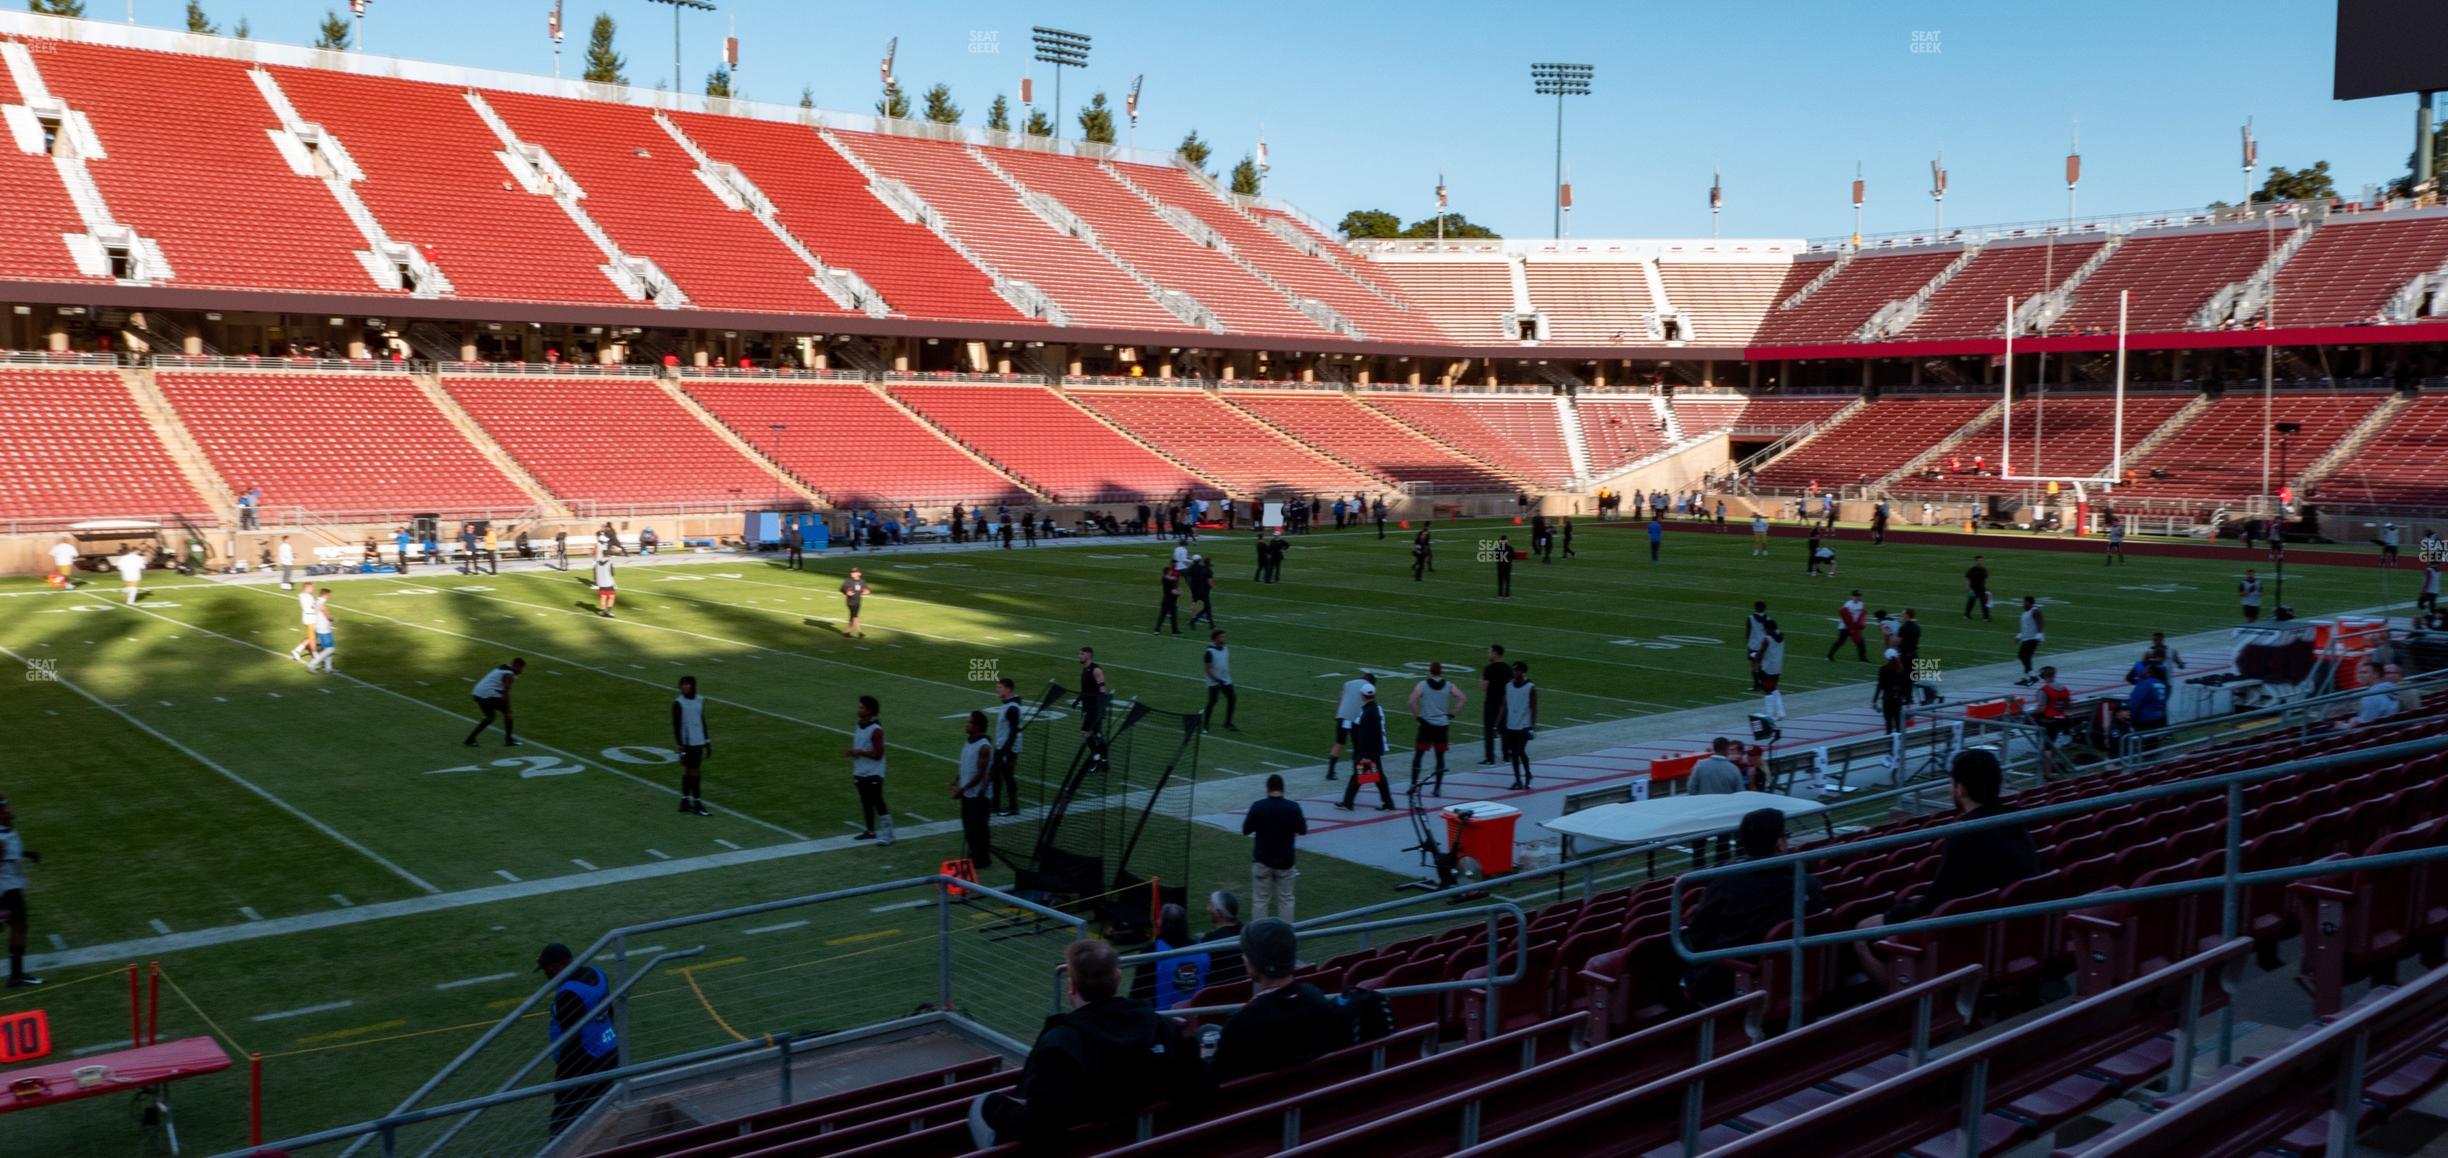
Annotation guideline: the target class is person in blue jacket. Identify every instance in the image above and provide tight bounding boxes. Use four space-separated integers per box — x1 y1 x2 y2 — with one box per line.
2127 663 2171 733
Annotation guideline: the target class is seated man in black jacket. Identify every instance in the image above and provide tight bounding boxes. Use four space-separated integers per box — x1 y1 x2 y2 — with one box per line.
1198 889 1247 987
1851 748 2040 988
969 939 1212 1152
1211 918 1349 1081
1681 808 1829 1004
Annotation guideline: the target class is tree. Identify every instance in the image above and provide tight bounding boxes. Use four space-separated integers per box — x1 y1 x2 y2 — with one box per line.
1337 209 1403 239
1229 154 1261 195
920 83 961 126
313 8 350 49
2252 160 2336 204
875 81 909 120
799 84 815 110
704 65 731 98
581 13 625 85
985 93 1012 133
2393 135 2448 197
184 0 214 33
26 1 86 16
1023 108 1054 137
1077 91 1115 144
1402 213 1498 239
232 14 248 37
1177 130 1213 176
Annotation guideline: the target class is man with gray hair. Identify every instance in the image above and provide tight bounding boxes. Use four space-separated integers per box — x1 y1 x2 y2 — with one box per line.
1198 890 1246 986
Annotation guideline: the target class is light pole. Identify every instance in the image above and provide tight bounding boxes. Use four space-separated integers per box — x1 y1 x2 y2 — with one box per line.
2272 421 2298 618
349 0 368 52
1930 153 1946 235
645 0 716 96
1530 63 1592 239
1031 27 1091 140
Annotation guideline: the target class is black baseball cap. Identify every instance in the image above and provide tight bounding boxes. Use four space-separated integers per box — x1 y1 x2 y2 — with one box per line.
535 942 573 973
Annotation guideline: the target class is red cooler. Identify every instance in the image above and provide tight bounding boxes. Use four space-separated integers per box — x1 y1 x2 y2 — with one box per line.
1443 802 1521 876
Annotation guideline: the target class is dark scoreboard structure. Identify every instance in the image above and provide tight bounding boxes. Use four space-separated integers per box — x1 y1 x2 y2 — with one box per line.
2335 0 2448 101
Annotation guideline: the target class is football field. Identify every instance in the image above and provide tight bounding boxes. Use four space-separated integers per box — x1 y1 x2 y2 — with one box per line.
0 517 2404 1152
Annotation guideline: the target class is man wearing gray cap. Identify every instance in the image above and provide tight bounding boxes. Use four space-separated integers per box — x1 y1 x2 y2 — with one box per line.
1212 918 1346 1081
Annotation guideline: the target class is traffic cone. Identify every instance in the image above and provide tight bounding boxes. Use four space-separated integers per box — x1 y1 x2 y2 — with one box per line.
1398 520 1409 530
1511 516 1523 525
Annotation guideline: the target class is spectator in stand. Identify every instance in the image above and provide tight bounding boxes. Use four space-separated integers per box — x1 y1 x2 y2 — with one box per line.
1852 749 2039 987
1131 904 1211 1012
1211 918 1348 1081
2348 663 2404 729
967 939 1211 1151
1199 891 1246 986
1875 648 1914 734
1243 775 1307 923
237 484 260 530
1681 808 1827 1003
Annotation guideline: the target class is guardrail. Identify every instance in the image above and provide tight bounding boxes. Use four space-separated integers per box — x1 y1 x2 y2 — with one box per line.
350 874 1086 1158
1670 730 2448 1037
1089 902 1530 1023
151 354 411 373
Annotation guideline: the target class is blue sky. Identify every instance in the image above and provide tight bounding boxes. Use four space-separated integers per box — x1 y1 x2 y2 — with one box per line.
122 0 2427 240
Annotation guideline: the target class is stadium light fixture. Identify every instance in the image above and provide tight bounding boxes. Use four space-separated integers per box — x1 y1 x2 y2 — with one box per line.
1530 62 1593 238
645 0 717 97
1031 26 1092 140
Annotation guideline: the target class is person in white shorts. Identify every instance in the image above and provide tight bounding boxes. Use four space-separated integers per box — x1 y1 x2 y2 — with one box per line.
112 546 147 605
304 591 337 674
288 582 320 662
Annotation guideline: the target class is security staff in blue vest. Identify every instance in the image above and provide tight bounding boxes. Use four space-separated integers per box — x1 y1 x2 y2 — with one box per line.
537 942 621 1137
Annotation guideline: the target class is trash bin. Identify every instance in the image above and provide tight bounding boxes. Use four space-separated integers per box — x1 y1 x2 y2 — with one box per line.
1442 802 1520 877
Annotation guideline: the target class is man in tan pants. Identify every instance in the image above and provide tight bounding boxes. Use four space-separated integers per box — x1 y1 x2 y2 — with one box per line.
1241 774 1307 923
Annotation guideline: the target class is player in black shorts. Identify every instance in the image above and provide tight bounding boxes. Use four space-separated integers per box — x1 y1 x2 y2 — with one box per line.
839 567 870 638
672 676 712 816
0 796 40 987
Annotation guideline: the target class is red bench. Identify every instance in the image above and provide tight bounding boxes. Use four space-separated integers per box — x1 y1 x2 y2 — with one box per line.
588 1055 1004 1157
0 1035 231 1153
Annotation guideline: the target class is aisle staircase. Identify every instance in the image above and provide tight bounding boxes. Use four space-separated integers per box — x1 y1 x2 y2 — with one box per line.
406 373 569 515
116 366 236 525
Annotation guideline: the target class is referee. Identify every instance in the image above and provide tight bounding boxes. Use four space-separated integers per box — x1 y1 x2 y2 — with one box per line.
672 675 711 816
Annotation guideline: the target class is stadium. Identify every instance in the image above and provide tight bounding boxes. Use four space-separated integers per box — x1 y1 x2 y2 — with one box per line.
0 0 2446 1153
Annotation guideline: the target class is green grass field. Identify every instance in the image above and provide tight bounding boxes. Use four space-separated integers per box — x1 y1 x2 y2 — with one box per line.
0 517 2407 1152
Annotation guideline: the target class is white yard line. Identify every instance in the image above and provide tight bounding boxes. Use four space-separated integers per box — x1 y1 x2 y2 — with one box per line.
743 919 809 935
0 644 441 896
434 972 519 991
252 1000 354 1022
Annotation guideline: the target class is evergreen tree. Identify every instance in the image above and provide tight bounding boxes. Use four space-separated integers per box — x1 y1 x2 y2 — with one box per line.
581 13 625 84
184 0 214 33
1023 108 1054 137
1077 91 1115 144
1401 212 1497 239
232 14 248 37
875 81 910 120
1176 130 1213 176
799 84 815 109
704 65 731 98
26 1 87 17
920 83 961 125
985 93 1012 133
2251 160 2337 204
1229 154 1261 195
313 8 349 49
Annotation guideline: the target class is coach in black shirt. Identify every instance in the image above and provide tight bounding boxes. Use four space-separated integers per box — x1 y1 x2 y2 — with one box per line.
1243 775 1307 923
1478 644 1511 766
1853 749 2038 987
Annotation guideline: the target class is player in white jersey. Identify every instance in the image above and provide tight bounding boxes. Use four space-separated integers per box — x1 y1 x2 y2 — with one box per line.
303 591 337 673
2013 596 2046 686
592 551 617 618
464 658 525 746
0 796 40 986
276 535 297 590
1324 672 1376 781
112 547 147 605
847 695 892 844
672 675 711 816
1750 513 1771 557
288 582 320 661
954 710 995 869
1408 662 1467 795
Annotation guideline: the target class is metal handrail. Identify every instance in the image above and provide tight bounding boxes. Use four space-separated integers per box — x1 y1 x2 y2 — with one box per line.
1098 902 1529 1020
371 875 1084 1139
1668 730 2448 1035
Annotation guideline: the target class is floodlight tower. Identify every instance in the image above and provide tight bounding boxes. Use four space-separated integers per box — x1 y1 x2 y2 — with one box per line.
645 0 716 96
1531 63 1592 238
1032 27 1092 140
